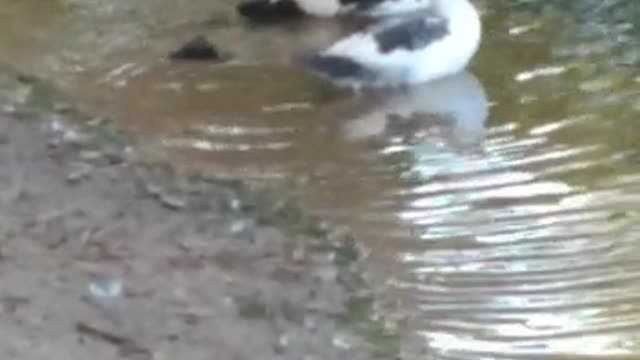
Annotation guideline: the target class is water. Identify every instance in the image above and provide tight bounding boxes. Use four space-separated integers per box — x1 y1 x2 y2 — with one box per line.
2 0 640 358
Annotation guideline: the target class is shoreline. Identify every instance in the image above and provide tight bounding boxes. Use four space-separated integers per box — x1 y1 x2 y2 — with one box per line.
0 65 406 359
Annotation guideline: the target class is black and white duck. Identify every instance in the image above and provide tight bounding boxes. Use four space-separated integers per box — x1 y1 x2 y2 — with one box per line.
238 0 481 89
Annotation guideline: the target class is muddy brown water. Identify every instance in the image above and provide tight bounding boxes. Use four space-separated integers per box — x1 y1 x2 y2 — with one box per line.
3 0 640 358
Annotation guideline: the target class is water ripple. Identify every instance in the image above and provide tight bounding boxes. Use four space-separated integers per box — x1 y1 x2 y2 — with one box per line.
0 0 638 358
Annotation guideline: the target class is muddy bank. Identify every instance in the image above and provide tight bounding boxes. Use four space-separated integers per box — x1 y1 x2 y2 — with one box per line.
0 82 405 359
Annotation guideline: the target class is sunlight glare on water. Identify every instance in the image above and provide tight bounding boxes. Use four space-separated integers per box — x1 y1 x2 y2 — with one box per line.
1 0 640 358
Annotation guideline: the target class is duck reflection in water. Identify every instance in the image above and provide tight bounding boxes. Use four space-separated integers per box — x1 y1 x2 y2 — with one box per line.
339 71 489 152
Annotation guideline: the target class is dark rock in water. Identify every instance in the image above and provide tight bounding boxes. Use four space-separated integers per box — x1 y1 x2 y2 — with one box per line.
237 0 304 24
169 35 221 61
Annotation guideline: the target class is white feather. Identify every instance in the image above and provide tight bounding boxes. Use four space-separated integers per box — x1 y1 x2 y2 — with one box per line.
319 0 482 87
357 0 433 17
293 0 433 17
294 0 342 16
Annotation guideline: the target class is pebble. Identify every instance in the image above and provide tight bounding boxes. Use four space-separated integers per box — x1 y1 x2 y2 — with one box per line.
331 333 353 351
158 193 187 210
273 333 289 354
88 277 123 299
66 163 93 184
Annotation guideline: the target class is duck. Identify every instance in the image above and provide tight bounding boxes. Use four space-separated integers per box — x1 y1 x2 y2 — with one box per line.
299 0 482 88
237 0 434 21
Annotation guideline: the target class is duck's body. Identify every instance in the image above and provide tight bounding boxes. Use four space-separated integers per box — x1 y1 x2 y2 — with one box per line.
238 0 433 20
294 0 433 17
301 0 481 88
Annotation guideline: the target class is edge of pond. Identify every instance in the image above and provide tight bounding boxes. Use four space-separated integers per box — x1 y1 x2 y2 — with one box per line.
0 62 422 359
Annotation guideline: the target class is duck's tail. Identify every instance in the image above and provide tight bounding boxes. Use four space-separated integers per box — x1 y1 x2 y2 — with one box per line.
295 53 375 86
237 0 304 23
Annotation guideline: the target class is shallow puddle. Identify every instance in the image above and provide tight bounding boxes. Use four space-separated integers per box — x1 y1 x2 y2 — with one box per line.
2 0 640 358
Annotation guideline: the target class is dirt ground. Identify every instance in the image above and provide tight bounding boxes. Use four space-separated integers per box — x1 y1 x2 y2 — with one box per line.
0 103 388 359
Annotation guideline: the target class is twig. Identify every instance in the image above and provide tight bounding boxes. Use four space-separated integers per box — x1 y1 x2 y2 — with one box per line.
75 322 150 357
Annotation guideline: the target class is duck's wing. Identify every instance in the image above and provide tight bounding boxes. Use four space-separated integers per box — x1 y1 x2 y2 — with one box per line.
301 13 448 86
329 12 449 57
371 13 448 53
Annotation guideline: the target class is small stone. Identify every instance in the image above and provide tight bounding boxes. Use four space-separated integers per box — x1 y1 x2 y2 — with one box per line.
331 333 353 351
291 245 306 263
304 316 317 332
229 218 251 235
1 104 17 114
87 117 107 126
227 197 242 212
102 150 126 165
54 102 73 113
273 334 289 354
88 277 123 300
79 150 103 162
67 163 92 184
143 182 163 198
158 194 187 210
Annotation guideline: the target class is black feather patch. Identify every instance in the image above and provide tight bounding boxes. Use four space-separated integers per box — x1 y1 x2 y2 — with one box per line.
374 17 449 53
299 54 373 80
339 0 385 12
237 0 304 23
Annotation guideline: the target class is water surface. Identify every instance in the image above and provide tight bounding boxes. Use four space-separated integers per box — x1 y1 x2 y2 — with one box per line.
2 0 640 358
